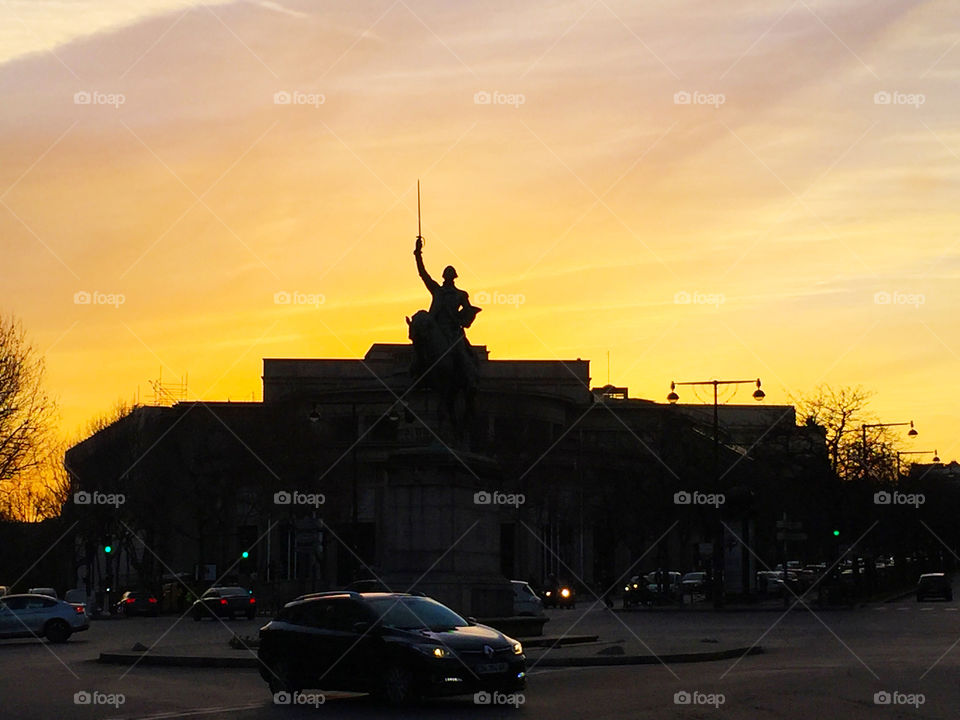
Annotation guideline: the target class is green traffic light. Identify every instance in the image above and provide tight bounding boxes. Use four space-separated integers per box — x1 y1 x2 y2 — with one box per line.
104 545 112 553
832 530 840 537
241 551 249 559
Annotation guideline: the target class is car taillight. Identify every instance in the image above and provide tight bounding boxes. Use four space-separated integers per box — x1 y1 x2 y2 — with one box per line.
148 597 157 603
125 598 136 604
249 597 256 604
220 598 228 605
75 605 86 614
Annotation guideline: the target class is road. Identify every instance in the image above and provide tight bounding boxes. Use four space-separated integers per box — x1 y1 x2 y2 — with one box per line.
3 603 960 718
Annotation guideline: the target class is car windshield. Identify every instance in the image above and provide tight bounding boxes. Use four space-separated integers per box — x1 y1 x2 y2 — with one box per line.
367 596 468 631
216 587 248 596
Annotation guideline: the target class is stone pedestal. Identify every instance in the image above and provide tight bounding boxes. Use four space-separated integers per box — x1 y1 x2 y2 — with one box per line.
377 446 513 617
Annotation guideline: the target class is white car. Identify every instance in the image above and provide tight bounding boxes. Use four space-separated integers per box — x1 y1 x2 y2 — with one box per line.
0 593 89 643
27 587 58 599
511 580 545 616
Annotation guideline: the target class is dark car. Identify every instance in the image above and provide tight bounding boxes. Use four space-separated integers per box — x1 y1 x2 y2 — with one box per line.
541 581 575 609
917 573 952 602
191 586 256 620
115 590 158 617
257 591 525 705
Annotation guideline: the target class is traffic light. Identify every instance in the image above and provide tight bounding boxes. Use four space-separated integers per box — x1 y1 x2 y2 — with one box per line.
104 544 112 553
102 535 113 553
832 530 840 537
241 551 249 559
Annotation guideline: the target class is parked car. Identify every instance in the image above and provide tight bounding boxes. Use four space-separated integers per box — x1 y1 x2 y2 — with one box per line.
541 581 575 609
680 572 709 597
258 591 525 705
115 590 159 617
0 593 89 643
917 573 952 602
511 580 545 616
27 587 58 599
622 571 681 608
191 586 256 620
757 570 798 596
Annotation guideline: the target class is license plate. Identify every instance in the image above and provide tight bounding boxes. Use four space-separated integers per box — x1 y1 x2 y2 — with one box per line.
475 662 508 674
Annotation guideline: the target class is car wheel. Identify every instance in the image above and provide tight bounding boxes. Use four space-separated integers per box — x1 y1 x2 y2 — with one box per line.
377 663 416 706
45 619 71 643
267 657 302 696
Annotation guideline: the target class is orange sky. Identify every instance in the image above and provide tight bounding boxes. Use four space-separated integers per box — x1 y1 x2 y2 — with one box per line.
1 0 958 460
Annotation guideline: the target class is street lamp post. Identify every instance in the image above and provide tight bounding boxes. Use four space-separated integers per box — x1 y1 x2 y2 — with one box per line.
896 449 939 476
667 378 765 608
861 421 918 480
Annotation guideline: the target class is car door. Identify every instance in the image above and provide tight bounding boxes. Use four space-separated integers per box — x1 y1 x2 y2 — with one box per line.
292 600 339 688
0 596 34 636
323 599 378 690
0 597 20 635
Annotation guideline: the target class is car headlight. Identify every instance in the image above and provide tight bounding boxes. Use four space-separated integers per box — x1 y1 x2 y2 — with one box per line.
544 590 552 597
416 645 452 659
512 641 523 655
624 585 630 592
560 588 571 598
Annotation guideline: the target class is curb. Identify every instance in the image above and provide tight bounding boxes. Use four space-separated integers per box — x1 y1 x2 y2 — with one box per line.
531 645 764 667
98 644 762 669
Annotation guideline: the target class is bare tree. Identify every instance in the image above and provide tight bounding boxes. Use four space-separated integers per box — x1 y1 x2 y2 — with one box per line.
793 384 899 482
0 314 57 498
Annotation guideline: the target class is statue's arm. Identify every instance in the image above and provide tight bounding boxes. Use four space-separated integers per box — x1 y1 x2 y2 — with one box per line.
414 240 438 292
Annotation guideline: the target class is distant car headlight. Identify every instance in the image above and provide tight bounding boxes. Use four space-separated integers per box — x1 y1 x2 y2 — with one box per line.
544 590 552 597
512 641 523 655
632 584 638 589
560 588 571 598
624 585 630 591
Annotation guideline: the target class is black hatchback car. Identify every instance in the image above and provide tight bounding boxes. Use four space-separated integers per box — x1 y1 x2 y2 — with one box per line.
257 592 525 704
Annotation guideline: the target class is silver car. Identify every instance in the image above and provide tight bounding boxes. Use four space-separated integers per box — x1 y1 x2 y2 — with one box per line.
511 580 545 616
0 593 90 643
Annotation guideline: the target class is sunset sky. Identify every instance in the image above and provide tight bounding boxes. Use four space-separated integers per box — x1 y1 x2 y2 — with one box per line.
1 0 958 459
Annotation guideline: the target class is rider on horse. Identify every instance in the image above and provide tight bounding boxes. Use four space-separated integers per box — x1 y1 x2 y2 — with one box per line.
410 237 481 387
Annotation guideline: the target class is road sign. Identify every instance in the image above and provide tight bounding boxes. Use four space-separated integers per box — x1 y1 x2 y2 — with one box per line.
776 531 808 541
776 520 803 530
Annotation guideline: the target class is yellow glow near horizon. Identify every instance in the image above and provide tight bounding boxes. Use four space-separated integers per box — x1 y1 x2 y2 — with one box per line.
1 1 959 461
